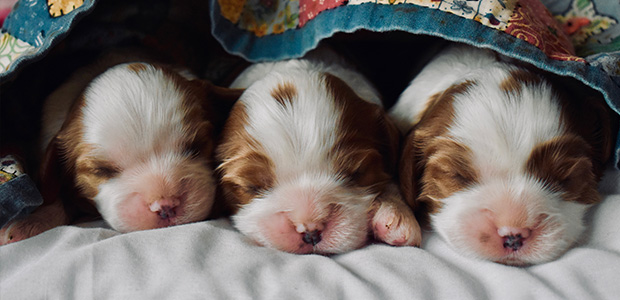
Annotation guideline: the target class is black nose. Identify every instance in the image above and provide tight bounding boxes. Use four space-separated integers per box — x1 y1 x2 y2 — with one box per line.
503 234 524 251
302 230 322 246
158 206 176 219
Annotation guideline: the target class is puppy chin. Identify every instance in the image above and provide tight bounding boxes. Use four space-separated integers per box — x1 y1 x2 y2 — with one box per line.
232 175 375 254
433 177 588 266
95 159 215 232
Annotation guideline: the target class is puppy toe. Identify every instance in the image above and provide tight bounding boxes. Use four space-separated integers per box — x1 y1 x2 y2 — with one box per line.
0 217 60 246
372 202 422 247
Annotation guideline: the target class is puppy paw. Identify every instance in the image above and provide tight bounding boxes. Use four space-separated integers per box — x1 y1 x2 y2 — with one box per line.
372 200 422 247
0 219 49 245
0 202 69 246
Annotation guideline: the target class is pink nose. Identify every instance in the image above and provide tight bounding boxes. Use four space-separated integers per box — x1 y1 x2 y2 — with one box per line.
498 226 531 251
149 198 180 220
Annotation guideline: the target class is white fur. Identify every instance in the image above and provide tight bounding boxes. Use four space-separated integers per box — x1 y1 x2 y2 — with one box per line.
43 63 215 232
232 174 374 253
224 48 395 254
391 44 590 264
389 46 498 132
230 47 382 106
82 65 188 164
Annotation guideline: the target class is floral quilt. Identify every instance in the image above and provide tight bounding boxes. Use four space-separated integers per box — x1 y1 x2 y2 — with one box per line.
1 0 619 166
211 0 620 167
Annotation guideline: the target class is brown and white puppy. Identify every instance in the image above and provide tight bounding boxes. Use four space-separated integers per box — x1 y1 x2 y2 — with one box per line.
216 47 422 254
390 44 618 265
0 54 241 245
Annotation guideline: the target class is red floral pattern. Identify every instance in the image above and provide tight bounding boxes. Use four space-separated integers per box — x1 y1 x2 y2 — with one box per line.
505 0 585 62
299 0 346 27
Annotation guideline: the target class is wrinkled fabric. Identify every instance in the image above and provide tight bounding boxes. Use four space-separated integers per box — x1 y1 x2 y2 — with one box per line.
1 168 619 299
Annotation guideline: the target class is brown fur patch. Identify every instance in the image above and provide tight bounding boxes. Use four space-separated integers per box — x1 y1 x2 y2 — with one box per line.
271 81 297 106
57 94 119 200
74 150 119 199
554 89 618 180
420 138 479 204
526 135 599 204
524 75 618 204
176 76 217 160
216 102 276 212
127 63 148 74
220 152 276 206
323 73 399 191
499 69 542 95
399 80 476 219
40 93 100 216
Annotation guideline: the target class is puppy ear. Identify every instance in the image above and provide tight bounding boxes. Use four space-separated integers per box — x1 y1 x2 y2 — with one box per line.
31 135 74 224
39 136 65 206
579 96 619 173
398 132 420 210
526 134 600 204
399 129 440 228
202 81 245 131
548 76 619 175
378 110 403 174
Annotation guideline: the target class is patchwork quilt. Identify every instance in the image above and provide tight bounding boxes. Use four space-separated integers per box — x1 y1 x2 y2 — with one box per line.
1 0 619 167
1 1 620 299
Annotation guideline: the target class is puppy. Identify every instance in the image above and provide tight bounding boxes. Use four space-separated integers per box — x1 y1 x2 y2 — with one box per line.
391 44 618 265
216 47 422 254
0 53 241 245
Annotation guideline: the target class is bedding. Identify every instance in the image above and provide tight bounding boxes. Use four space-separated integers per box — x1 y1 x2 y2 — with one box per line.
209 0 620 168
1 167 619 299
1 0 620 298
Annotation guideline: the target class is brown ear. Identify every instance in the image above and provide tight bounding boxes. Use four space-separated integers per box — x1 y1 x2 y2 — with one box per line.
549 75 619 175
580 96 619 173
397 81 469 206
378 110 403 175
526 134 600 205
398 131 418 209
398 130 438 228
203 80 245 132
39 136 65 206
39 128 96 213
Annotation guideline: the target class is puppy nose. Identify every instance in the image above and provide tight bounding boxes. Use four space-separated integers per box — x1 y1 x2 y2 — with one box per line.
157 206 176 219
302 230 322 246
149 198 180 220
498 226 531 251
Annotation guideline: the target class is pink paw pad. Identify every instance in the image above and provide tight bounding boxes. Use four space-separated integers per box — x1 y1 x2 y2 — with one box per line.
372 203 421 247
0 221 47 245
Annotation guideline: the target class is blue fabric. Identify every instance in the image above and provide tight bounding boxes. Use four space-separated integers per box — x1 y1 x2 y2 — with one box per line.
0 175 43 228
209 1 620 168
0 0 97 83
1 0 619 167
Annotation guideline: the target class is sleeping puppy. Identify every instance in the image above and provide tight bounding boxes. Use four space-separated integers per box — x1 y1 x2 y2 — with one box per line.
390 44 618 265
0 54 241 245
216 47 422 254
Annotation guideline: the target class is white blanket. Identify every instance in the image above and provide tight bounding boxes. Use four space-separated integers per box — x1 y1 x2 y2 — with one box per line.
1 168 619 299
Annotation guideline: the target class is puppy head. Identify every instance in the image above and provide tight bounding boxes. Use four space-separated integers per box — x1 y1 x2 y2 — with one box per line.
45 63 241 232
217 69 399 254
401 69 611 265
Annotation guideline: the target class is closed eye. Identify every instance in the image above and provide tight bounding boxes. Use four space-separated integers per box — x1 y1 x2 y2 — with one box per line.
245 184 263 196
449 171 472 186
93 165 120 179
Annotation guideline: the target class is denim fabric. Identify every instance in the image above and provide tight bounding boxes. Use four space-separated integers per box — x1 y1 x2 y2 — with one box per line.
0 175 43 228
210 1 620 168
1 0 619 167
0 0 96 83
